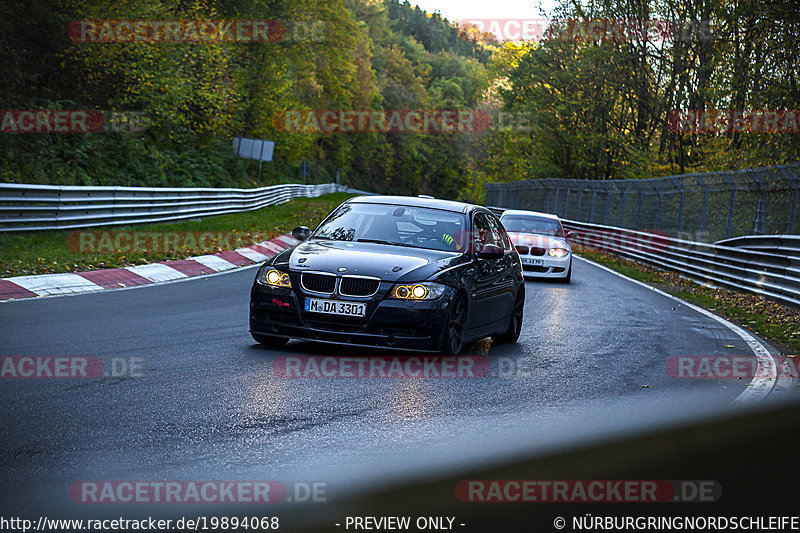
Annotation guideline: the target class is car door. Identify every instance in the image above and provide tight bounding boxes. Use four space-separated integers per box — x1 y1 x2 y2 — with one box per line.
466 211 507 335
485 212 519 320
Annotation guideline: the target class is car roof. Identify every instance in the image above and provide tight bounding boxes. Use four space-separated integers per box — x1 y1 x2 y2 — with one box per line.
347 195 479 214
500 209 561 221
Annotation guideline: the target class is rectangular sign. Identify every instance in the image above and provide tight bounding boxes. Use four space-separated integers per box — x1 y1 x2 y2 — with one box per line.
233 137 275 161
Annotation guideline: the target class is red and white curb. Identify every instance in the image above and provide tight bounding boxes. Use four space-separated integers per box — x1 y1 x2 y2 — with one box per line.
0 234 297 302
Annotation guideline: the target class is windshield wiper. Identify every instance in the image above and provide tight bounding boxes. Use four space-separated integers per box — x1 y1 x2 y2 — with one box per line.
355 238 415 248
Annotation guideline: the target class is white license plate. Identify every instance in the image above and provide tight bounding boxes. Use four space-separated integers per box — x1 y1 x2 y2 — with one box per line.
304 298 366 317
522 258 543 266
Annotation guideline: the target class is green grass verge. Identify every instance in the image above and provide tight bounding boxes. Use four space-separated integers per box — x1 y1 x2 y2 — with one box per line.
576 246 800 354
0 192 355 277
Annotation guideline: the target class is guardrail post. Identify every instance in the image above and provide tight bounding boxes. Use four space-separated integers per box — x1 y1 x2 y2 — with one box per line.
54 186 64 228
542 186 549 213
654 190 663 231
726 189 737 239
669 176 686 236
779 165 799 234
553 187 561 215
696 175 709 234
634 183 644 230
749 169 768 235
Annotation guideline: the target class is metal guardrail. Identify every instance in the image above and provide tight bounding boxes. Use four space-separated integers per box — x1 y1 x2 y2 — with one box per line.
489 205 800 307
0 182 365 232
560 218 800 308
484 162 800 242
716 234 800 257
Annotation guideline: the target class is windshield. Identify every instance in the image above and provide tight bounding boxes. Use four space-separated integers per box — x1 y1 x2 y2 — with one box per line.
312 203 467 252
501 215 564 238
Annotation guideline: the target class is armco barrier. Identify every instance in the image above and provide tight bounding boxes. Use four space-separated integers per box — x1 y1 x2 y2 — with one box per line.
561 218 800 308
0 182 369 232
489 205 799 308
716 234 800 257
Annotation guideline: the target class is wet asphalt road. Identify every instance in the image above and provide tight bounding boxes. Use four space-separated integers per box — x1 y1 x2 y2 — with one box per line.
0 257 783 521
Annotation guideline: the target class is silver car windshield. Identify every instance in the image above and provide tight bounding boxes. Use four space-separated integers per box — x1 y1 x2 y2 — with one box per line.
501 215 564 238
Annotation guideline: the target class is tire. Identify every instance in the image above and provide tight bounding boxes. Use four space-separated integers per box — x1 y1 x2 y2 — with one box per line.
493 287 525 344
251 333 289 347
440 293 467 355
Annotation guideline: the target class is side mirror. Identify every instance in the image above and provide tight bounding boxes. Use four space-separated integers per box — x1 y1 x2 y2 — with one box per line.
292 226 311 242
477 243 504 260
565 231 575 240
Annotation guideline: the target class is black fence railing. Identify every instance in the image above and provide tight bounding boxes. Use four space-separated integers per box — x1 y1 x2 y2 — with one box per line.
484 163 800 242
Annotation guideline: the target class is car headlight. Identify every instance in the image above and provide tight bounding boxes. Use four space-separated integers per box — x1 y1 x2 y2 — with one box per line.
548 248 570 258
257 267 292 288
390 282 447 300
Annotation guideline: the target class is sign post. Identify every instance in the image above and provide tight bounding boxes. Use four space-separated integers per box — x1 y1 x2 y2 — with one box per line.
300 160 309 185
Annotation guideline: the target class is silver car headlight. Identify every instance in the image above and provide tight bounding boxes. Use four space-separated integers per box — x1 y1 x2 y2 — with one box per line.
548 248 570 258
389 282 447 300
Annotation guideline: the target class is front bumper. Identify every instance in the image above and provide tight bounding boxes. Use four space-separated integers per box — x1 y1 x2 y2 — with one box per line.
519 253 571 278
249 281 455 351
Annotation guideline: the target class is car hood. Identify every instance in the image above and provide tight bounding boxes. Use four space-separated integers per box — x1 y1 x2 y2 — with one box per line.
507 232 571 250
283 240 462 282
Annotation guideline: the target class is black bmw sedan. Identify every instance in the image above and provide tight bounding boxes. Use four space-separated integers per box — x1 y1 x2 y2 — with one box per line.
249 195 525 355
